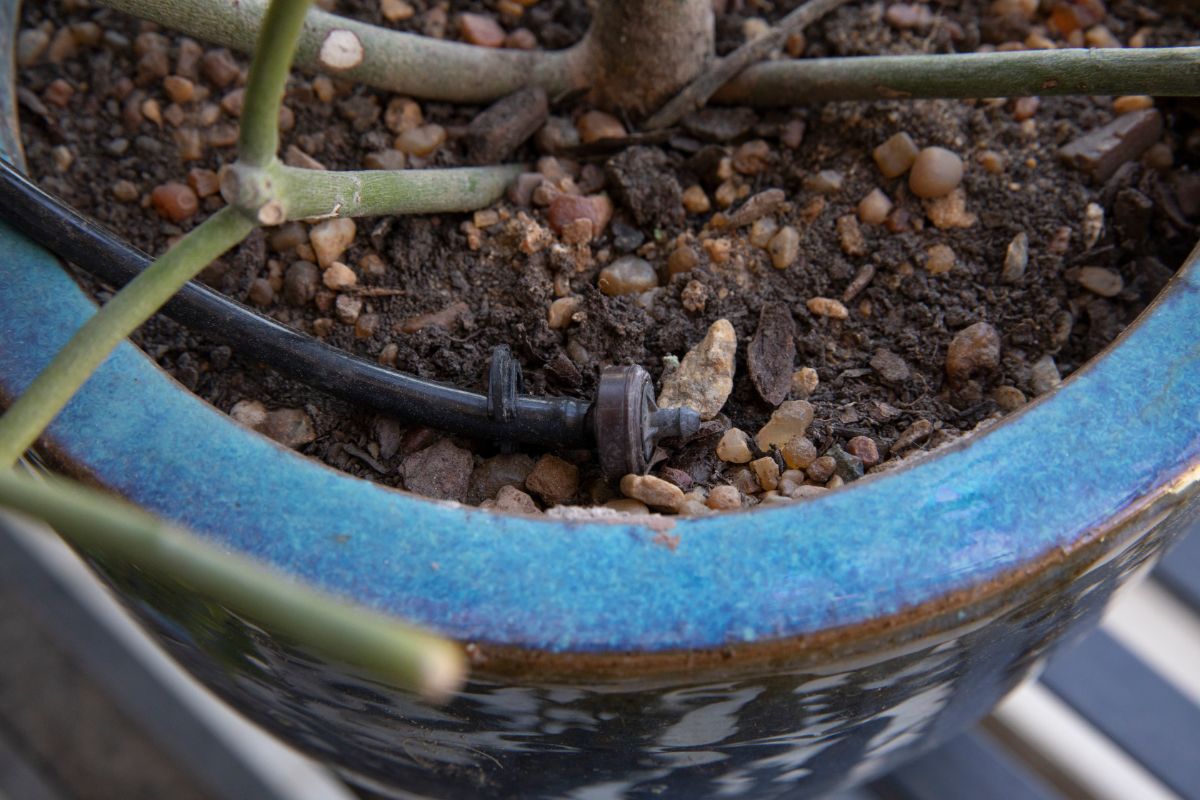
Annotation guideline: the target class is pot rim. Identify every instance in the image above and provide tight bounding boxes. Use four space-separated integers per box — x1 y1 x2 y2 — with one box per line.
3 1 1200 678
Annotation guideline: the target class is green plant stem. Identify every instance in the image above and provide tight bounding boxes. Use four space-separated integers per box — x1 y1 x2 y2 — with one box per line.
0 469 465 698
270 163 525 221
239 0 313 166
715 46 1200 106
0 207 255 467
98 0 581 103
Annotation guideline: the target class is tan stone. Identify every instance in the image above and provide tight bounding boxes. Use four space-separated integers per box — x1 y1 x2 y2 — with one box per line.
657 319 737 420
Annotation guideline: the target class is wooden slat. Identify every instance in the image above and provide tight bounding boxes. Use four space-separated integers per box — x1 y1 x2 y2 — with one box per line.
1039 628 1200 800
867 731 1060 800
1155 527 1200 613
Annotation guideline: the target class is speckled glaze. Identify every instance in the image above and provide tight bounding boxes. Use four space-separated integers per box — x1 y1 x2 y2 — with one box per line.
4 4 1200 795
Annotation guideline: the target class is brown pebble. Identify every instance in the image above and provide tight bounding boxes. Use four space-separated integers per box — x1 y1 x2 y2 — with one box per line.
1001 232 1029 284
768 226 800 269
395 124 446 157
163 75 195 104
44 79 74 108
523 455 579 505
792 367 819 398
732 140 770 175
1012 96 1040 121
491 485 540 514
845 436 880 467
751 457 780 491
201 49 240 88
598 256 657 296
284 261 320 306
384 97 422 134
459 12 505 47
335 294 363 324
978 150 1005 174
548 296 582 329
706 485 742 510
1113 95 1153 115
946 321 1001 385
993 385 1027 411
575 110 625 144
806 456 836 483
399 301 468 334
925 243 956 274
716 428 754 464
381 0 415 22
322 261 358 291
620 474 684 511
806 297 848 320
247 278 274 307
781 436 817 470
112 180 139 202
837 214 867 256
186 167 220 198
909 147 964 199
1077 266 1124 297
150 182 198 223
547 193 612 236
402 440 473 502
17 28 50 68
681 185 711 214
924 189 977 230
756 401 815 450
804 170 843 194
858 189 893 226
873 132 919 178
505 28 538 49
310 218 356 267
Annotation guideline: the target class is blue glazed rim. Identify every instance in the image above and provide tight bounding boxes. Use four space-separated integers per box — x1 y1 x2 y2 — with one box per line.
3 10 1199 675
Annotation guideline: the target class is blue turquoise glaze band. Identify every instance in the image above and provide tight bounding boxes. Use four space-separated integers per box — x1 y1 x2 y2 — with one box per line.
2 19 1199 654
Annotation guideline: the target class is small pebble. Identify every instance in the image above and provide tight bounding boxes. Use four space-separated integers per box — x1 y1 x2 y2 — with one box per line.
201 49 240 88
1113 95 1153 115
1029 354 1061 396
547 296 581 329
924 189 977 229
1012 96 1040 121
322 261 358 290
845 436 880 467
909 147 964 199
402 440 473 502
187 167 220 198
604 498 650 515
491 485 540 514
247 278 274 307
163 75 195 103
657 319 737 420
112 180 139 202
925 243 956 275
1077 266 1123 298
310 218 356 267
150 182 198 223
781 435 817 469
791 367 819 397
335 294 363 324
459 12 505 47
364 149 406 170
380 0 415 22
993 385 1027 411
384 97 423 133
768 226 800 269
681 185 711 214
575 110 625 143
873 132 919 178
806 297 849 320
525 455 579 505
751 457 780 491
547 193 613 236
756 400 814 450
1001 232 1029 284
804 170 843 194
837 215 867 256
946 321 1001 384
732 140 770 175
893 419 934 452
706 485 742 510
17 28 50 68
395 124 446 156
805 456 836 483
716 428 754 464
858 189 893 225
598 256 657 296
978 150 1005 174
1082 202 1104 250
749 217 778 249
870 349 910 384
284 261 320 306
620 474 684 511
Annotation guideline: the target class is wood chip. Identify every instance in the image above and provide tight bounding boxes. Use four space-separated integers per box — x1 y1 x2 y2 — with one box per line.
748 302 797 406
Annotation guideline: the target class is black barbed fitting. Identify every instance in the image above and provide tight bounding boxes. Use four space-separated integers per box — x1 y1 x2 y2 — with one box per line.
592 365 700 480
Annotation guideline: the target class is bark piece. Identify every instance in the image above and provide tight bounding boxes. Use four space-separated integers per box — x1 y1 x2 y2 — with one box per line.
463 87 549 165
1060 109 1163 182
748 302 796 406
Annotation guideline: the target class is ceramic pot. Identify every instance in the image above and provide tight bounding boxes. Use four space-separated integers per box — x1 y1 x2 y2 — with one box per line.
2 3 1199 796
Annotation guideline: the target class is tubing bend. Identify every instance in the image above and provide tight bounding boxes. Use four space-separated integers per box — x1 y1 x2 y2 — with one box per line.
0 158 594 450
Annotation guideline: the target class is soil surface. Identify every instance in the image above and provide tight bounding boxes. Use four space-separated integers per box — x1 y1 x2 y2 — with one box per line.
16 0 1200 514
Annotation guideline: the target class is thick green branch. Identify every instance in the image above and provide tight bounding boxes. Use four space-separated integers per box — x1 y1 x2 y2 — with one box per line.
266 163 525 221
0 470 465 698
0 207 255 467
98 0 581 103
715 46 1200 106
239 0 313 165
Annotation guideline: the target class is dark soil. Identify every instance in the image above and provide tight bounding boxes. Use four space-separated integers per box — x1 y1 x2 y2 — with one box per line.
16 0 1200 511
